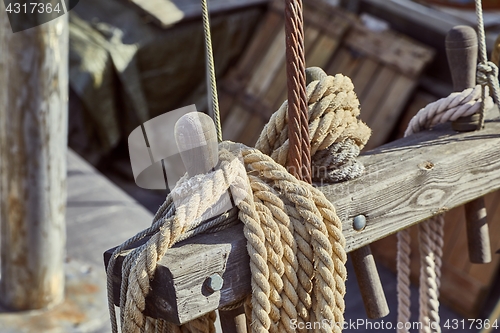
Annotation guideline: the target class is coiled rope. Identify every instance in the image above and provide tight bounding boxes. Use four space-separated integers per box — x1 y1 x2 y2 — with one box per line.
106 74 370 333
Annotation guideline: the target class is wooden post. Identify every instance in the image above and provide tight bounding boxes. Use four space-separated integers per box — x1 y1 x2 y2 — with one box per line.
0 9 68 310
175 112 246 333
446 25 492 264
350 246 389 319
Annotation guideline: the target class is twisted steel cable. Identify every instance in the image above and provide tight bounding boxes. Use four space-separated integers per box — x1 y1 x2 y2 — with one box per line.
284 0 311 183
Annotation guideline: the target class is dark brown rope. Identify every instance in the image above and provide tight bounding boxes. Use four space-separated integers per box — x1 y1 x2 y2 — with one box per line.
285 0 311 184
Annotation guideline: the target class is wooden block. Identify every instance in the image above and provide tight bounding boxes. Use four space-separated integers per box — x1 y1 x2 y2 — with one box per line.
306 35 342 70
439 262 486 318
219 88 237 124
104 224 250 325
442 206 465 262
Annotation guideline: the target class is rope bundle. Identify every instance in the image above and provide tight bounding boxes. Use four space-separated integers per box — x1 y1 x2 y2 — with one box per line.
107 74 371 333
256 74 371 182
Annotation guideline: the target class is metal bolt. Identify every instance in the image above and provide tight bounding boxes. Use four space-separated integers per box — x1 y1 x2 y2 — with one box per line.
205 273 224 293
353 215 366 231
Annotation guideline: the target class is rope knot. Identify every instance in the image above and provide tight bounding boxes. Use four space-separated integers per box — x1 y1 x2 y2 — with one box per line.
476 61 498 86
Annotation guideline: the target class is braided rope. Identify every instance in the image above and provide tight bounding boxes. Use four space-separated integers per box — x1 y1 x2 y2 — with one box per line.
200 0 222 142
284 0 311 183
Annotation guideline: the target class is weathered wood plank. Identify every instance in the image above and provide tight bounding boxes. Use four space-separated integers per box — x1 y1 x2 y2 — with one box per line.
332 119 500 252
104 224 250 325
105 114 500 323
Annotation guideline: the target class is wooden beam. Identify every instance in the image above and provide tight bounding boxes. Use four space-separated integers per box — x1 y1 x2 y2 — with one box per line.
331 116 500 252
105 114 500 324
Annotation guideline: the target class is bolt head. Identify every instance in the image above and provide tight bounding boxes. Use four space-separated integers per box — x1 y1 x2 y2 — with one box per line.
205 273 223 292
353 215 366 231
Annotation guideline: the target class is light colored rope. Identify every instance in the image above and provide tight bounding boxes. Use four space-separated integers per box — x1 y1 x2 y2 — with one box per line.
475 0 500 127
396 229 412 333
107 73 370 333
405 85 492 136
200 0 222 142
418 217 444 333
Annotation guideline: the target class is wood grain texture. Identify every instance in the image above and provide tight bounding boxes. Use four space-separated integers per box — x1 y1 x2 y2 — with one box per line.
0 9 68 310
105 114 500 322
104 224 250 325
329 116 500 252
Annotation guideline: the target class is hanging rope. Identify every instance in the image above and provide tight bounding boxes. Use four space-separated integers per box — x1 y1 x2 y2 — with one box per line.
475 0 500 127
106 74 370 333
201 0 222 142
284 0 311 183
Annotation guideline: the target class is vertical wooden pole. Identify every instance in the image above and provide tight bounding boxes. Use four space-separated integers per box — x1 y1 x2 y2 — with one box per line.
0 9 68 310
446 25 492 264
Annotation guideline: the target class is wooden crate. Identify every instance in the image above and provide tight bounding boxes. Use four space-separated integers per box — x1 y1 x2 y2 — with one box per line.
372 91 500 318
218 0 434 149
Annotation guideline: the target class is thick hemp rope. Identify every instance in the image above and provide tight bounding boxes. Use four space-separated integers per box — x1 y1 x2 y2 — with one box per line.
106 74 370 333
